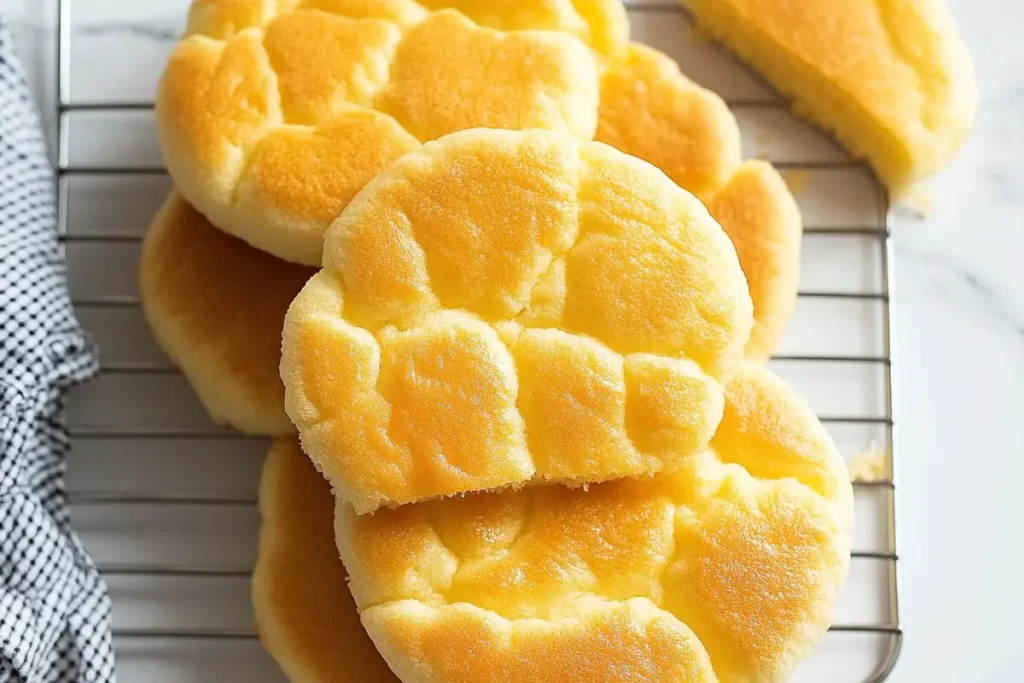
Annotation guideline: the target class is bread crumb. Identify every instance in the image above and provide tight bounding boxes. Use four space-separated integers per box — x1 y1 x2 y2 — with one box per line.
848 446 888 483
892 184 934 219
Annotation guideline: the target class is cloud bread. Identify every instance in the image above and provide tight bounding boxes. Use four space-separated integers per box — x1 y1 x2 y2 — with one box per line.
139 193 314 434
158 0 606 265
598 43 801 362
414 0 628 60
336 363 853 682
281 128 753 513
143 44 793 435
254 437 399 682
681 0 977 193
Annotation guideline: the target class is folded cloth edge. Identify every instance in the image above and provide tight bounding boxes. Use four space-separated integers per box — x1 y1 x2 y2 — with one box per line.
0 17 114 683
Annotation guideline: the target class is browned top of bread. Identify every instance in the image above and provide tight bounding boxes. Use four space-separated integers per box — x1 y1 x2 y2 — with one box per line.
157 1 606 264
334 363 852 682
139 194 314 434
705 161 801 363
254 437 399 682
281 128 753 513
598 43 801 362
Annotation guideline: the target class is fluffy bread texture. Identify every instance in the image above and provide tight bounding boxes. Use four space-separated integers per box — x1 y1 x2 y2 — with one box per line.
158 0 608 265
598 43 801 361
412 0 628 59
144 43 796 435
254 437 399 683
335 363 853 682
162 2 800 357
681 0 977 193
281 128 753 513
139 193 314 434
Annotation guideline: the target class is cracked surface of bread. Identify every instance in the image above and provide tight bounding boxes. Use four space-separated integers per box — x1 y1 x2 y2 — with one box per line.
281 128 753 513
598 43 801 361
332 363 852 682
682 0 977 193
254 439 719 683
163 1 800 359
158 0 606 265
414 0 628 59
138 194 311 436
254 437 399 682
139 194 314 435
144 44 796 436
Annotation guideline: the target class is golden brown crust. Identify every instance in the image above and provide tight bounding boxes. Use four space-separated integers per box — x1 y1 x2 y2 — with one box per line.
597 43 742 200
598 43 802 363
253 438 400 682
333 363 852 682
362 599 717 683
139 193 314 434
164 2 801 361
682 0 977 192
234 108 420 262
254 439 719 683
706 161 801 362
375 11 599 143
415 0 628 60
157 1 608 265
280 129 753 513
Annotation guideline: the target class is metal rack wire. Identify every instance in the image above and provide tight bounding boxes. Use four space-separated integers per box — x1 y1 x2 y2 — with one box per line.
53 0 902 679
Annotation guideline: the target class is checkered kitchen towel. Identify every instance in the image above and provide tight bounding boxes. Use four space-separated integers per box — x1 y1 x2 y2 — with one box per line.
0 20 115 683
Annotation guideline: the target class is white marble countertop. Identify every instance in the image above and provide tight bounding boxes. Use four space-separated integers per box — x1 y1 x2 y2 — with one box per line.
3 0 1022 681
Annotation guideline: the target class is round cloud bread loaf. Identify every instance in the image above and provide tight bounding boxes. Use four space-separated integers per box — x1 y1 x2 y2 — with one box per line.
139 193 314 435
281 128 754 513
324 363 851 683
157 0 613 265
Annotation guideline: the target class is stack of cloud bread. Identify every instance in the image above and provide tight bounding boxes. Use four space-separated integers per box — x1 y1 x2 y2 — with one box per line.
142 0 801 431
143 0 854 680
269 129 852 683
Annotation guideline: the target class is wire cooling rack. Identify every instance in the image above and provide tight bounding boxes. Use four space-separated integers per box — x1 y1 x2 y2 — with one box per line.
49 0 902 680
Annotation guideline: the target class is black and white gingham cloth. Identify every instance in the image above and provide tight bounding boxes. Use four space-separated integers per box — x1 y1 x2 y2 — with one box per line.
0 21 115 683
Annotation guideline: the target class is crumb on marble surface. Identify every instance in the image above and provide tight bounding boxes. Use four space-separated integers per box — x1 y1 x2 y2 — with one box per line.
848 446 888 483
894 185 935 219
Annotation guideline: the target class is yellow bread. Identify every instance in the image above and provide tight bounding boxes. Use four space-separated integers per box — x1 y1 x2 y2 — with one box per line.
335 363 853 682
144 46 794 434
139 193 314 434
254 436 399 683
280 127 753 511
413 0 627 59
599 43 801 361
158 0 608 265
681 0 977 193
163 1 799 357
705 161 801 362
281 128 753 513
